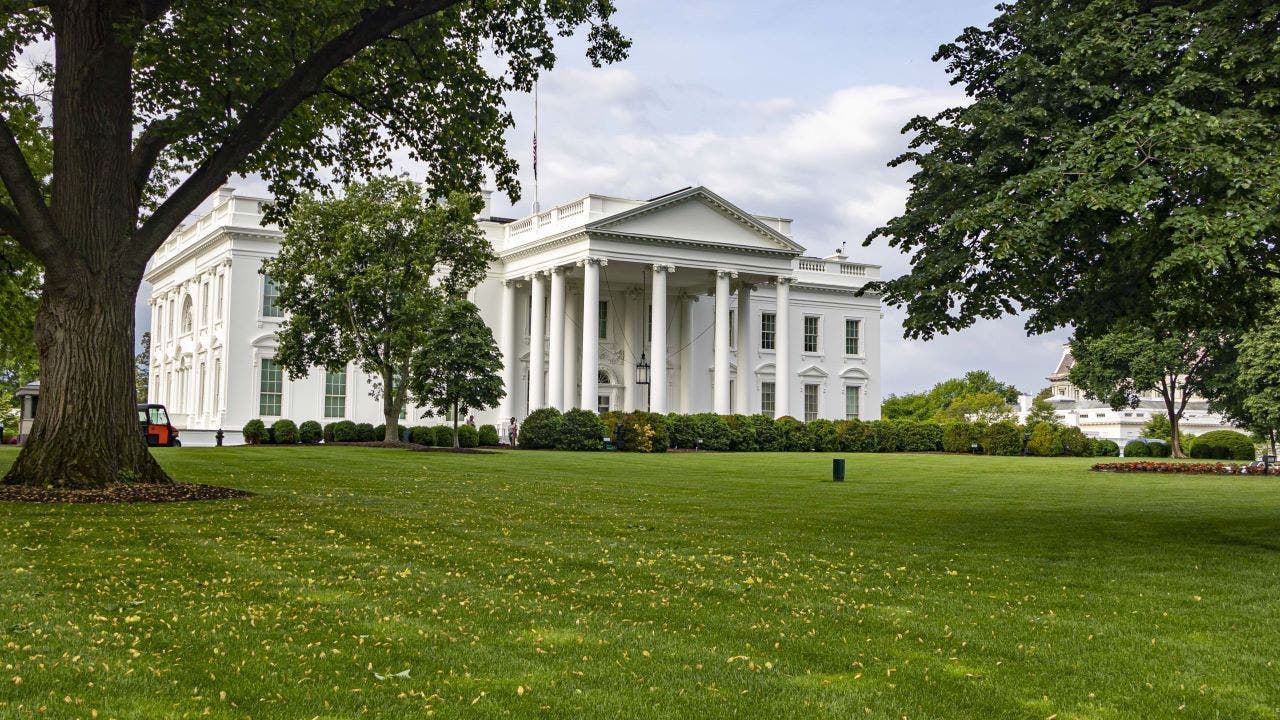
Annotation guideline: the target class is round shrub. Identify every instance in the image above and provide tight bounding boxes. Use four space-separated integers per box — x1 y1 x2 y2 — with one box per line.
457 424 479 448
689 413 732 451
899 420 942 452
271 419 299 445
1026 422 1062 457
1188 429 1255 460
298 420 322 445
433 425 454 447
746 414 783 451
478 424 499 446
372 424 386 442
409 425 432 445
331 419 358 443
558 409 605 450
352 422 373 442
1123 440 1150 458
1059 427 1090 456
667 413 698 449
835 419 876 452
807 419 839 452
774 416 811 452
981 421 1023 456
726 415 759 452
322 422 336 443
1146 440 1171 458
620 412 669 453
242 419 267 446
519 408 563 449
1093 439 1120 457
942 422 981 454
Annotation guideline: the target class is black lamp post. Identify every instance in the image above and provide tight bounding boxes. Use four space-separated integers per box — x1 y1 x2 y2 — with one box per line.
636 351 651 411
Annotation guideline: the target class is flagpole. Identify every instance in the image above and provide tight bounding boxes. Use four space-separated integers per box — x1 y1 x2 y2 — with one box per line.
532 79 540 214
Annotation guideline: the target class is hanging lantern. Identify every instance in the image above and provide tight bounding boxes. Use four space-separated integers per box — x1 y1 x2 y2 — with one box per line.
636 351 651 386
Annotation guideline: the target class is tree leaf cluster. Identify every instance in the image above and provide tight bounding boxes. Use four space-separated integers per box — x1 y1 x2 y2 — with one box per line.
882 370 1019 422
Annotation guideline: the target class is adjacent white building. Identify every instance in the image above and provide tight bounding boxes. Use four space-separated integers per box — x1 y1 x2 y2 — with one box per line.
1016 346 1236 442
143 185 882 445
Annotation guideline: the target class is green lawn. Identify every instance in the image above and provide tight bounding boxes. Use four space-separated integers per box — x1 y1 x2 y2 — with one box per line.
1 447 1279 719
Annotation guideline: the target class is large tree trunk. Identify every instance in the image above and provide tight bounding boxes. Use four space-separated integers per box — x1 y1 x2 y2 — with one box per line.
4 271 168 487
381 366 401 443
1162 395 1185 459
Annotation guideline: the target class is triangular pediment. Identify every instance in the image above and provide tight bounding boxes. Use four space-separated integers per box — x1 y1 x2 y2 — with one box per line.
586 187 805 254
797 364 829 378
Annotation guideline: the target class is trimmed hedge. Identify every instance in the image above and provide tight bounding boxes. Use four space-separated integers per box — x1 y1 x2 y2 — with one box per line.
322 422 336 443
409 425 432 445
1123 440 1150 458
432 425 454 447
982 422 1023 456
942 422 982 454
1094 439 1120 457
457 424 479 448
242 419 266 445
1146 440 1171 458
559 409 605 451
478 424 499 446
299 420 322 444
620 411 669 452
373 424 386 442
519 408 563 449
1188 430 1255 461
271 419 299 445
1059 427 1091 457
331 420 358 443
1027 422 1062 457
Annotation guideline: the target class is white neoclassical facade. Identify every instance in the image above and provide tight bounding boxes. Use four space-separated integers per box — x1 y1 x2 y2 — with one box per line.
143 185 882 445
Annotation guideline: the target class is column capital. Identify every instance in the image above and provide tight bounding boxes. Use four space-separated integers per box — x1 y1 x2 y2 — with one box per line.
551 265 570 276
651 263 675 274
578 256 608 268
716 269 739 279
775 276 793 286
525 269 549 282
502 278 525 288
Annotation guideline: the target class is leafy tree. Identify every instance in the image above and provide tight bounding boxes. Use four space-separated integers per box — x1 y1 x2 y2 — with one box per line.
1141 414 1172 442
1025 392 1061 428
939 391 1014 424
1207 321 1280 455
409 299 504 449
928 371 1020 408
866 1 1280 341
265 181 492 444
881 392 938 422
0 2 627 488
134 332 150 403
1068 325 1224 458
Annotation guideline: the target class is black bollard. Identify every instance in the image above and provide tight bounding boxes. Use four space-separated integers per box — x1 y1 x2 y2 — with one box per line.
832 458 846 482
215 428 224 447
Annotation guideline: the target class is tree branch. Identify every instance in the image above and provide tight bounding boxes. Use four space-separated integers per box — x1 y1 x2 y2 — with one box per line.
0 203 29 246
0 114 62 266
131 0 460 264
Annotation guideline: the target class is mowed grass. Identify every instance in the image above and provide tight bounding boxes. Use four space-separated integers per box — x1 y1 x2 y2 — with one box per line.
2 447 1279 719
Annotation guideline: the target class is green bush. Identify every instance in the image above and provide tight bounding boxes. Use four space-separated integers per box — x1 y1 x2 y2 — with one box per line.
271 419 299 445
1123 440 1150 458
519 408 563 449
899 420 942 452
457 424 479 448
1059 427 1090 456
298 420 322 444
688 413 732 451
242 419 267 445
775 416 811 452
835 419 876 452
726 415 759 452
870 420 903 452
372 424 386 442
558 409 605 451
1026 422 1062 457
1188 430 1255 460
942 422 982 453
322 422 336 443
433 425 454 447
354 423 374 442
806 419 838 452
1094 439 1120 457
746 414 784 451
667 413 698 449
619 412 669 453
330 420 358 443
1146 440 1171 458
478 424 499 446
981 421 1023 456
406 425 430 445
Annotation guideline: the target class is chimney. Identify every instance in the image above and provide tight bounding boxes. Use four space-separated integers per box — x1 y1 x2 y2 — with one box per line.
216 185 235 202
478 189 493 220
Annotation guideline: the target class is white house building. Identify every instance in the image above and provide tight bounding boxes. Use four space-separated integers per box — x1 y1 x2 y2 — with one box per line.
143 185 882 445
1016 346 1236 443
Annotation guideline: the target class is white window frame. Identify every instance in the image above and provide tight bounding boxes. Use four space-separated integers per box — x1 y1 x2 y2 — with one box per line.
802 315 821 354
803 383 820 422
760 312 776 351
761 380 776 417
844 385 861 420
261 274 283 318
259 357 283 417
324 368 347 419
843 317 862 357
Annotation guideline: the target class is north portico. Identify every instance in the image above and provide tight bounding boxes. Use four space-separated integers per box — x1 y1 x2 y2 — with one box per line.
143 185 880 445
478 186 882 430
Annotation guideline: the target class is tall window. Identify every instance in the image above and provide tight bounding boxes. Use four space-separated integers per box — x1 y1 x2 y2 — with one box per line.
728 309 736 348
845 385 860 420
804 383 820 422
216 275 225 320
212 359 221 410
598 301 608 339
262 275 282 317
259 358 282 416
803 316 820 353
761 381 776 416
198 362 206 415
597 394 611 413
201 283 210 326
324 369 347 418
155 306 163 344
181 297 193 334
845 319 861 355
760 312 776 350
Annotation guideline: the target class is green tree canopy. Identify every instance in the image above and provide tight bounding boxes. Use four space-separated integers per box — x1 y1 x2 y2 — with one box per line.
0 1 626 488
409 299 505 447
1206 319 1280 454
867 1 1280 340
264 179 492 443
882 370 1019 422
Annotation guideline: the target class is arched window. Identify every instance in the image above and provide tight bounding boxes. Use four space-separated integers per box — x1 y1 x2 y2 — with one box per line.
181 296 193 334
598 368 611 385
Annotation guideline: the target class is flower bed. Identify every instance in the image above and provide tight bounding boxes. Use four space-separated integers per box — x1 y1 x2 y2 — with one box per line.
1092 461 1278 476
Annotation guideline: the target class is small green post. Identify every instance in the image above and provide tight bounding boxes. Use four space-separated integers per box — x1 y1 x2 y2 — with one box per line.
832 458 845 482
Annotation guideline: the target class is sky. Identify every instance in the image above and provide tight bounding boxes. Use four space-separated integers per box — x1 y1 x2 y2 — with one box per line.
193 0 1072 397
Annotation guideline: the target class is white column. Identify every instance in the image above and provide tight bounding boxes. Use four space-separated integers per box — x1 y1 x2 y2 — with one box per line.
622 292 637 412
580 258 605 410
679 294 694 413
713 270 734 415
563 286 579 409
649 265 670 414
774 277 791 419
528 272 546 412
735 284 750 414
548 267 566 411
499 279 518 432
